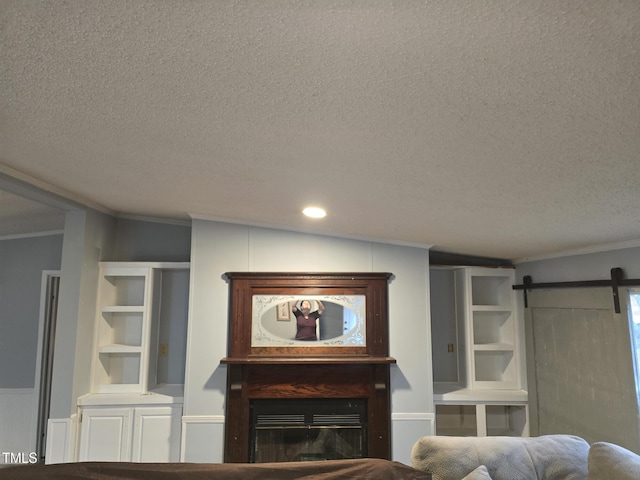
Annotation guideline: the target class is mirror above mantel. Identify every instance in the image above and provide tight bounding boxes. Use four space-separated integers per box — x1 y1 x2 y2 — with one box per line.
221 271 395 360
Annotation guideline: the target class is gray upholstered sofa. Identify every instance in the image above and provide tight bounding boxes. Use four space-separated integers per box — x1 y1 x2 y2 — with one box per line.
410 434 640 480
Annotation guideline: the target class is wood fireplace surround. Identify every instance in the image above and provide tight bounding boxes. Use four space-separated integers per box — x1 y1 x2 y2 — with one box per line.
220 272 396 463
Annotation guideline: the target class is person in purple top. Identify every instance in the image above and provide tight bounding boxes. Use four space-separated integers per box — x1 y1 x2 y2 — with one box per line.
292 299 325 341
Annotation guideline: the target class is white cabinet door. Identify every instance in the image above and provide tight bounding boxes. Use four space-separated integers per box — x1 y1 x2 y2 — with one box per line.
78 407 132 461
131 406 182 462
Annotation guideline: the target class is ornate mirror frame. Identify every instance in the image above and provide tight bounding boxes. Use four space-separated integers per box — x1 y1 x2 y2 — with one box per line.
223 272 392 358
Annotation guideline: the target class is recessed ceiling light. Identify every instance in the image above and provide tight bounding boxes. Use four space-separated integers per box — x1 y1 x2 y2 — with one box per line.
302 207 327 219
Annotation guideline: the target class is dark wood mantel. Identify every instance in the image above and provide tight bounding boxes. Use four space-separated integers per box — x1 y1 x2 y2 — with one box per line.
221 272 395 463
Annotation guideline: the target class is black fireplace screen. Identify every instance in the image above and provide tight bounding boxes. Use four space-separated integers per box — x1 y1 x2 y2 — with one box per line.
249 399 367 463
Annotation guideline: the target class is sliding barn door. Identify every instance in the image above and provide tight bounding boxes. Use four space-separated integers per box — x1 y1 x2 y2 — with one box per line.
525 287 640 451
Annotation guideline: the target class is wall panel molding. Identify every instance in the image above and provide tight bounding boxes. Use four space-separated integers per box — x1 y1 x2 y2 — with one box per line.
0 389 35 462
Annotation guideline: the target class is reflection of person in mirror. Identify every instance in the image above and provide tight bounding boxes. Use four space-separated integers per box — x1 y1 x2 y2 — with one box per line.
292 299 324 341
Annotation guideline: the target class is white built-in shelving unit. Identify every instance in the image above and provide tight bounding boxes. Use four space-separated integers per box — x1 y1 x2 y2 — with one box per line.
461 268 520 390
78 261 189 462
431 266 528 437
92 264 160 393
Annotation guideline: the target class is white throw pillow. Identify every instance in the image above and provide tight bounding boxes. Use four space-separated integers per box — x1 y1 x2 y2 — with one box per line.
462 465 493 480
588 442 640 480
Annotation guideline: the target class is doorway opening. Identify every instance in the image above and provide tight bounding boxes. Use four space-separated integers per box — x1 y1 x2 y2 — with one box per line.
627 290 640 402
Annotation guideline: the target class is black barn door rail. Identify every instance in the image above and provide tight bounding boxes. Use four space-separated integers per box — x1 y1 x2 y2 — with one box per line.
513 267 640 314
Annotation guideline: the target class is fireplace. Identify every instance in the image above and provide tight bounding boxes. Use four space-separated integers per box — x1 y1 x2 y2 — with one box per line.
221 272 395 463
249 398 367 463
221 360 393 462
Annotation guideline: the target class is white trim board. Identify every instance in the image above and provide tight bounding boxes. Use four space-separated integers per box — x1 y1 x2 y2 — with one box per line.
0 231 64 242
514 238 640 264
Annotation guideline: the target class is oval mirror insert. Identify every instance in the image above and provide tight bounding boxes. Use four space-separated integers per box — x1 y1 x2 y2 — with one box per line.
252 295 365 347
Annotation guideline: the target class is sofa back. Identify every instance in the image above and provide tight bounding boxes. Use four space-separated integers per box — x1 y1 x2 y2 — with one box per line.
410 434 589 480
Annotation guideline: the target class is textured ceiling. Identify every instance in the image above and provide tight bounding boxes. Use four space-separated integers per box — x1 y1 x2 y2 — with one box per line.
1 1 639 260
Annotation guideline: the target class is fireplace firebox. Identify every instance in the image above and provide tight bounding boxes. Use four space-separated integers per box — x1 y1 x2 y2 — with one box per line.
250 399 367 463
221 272 395 463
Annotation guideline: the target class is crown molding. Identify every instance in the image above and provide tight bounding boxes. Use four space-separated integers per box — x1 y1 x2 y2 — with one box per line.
117 213 191 227
513 238 640 264
0 230 64 242
0 163 113 215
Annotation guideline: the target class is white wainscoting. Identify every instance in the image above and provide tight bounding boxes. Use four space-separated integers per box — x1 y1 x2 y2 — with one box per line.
45 414 79 464
392 413 435 466
180 415 225 463
0 389 35 462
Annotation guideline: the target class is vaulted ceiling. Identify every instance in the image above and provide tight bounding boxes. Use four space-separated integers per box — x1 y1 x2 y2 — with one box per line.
2 1 639 261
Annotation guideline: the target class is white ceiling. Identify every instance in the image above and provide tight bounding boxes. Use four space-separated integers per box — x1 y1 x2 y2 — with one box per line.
1 1 639 261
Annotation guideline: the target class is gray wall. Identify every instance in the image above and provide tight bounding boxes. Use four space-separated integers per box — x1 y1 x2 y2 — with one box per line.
156 268 190 385
429 268 458 383
516 246 640 283
49 210 117 418
113 218 191 262
182 220 434 463
0 234 63 387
